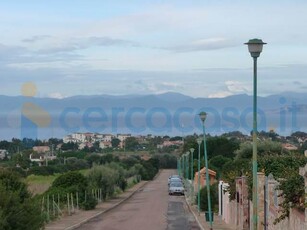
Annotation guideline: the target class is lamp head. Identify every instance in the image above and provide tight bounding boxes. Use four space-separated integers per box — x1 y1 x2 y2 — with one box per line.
190 148 195 153
244 38 266 58
199 112 207 122
196 138 202 145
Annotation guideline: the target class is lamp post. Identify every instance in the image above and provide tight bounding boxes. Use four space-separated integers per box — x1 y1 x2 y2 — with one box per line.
190 148 195 182
186 152 190 179
183 154 185 179
197 138 202 215
199 112 213 230
245 38 266 230
177 158 180 176
190 148 195 202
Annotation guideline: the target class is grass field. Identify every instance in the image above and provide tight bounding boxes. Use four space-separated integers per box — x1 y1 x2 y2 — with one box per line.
25 169 90 195
25 174 58 195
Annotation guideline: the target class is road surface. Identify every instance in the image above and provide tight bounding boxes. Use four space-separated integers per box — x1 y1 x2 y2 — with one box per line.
76 169 200 230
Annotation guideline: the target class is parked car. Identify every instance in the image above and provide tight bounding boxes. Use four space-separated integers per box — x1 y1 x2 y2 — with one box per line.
168 175 181 185
168 182 184 195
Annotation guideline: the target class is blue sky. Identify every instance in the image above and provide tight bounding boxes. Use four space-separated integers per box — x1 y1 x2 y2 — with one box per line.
1 0 307 98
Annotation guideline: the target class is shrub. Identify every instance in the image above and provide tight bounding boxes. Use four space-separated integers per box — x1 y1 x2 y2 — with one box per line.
0 169 44 230
196 183 218 212
80 194 97 210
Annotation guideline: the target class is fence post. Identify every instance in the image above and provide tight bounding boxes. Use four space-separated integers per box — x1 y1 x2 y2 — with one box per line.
58 193 60 211
71 193 75 214
67 193 71 216
47 195 50 222
53 195 55 217
41 196 45 212
76 192 79 210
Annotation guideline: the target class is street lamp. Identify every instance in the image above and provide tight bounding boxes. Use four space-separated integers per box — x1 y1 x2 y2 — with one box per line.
190 148 195 202
196 138 202 215
190 148 195 182
245 38 266 230
199 112 213 230
182 154 185 178
186 152 190 179
177 158 180 176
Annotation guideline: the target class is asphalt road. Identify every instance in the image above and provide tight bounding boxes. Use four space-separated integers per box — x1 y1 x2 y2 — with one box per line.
76 169 200 230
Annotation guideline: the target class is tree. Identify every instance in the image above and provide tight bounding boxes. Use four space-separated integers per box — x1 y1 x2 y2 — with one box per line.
61 142 79 151
87 165 119 200
234 140 285 160
209 155 231 177
0 169 44 230
196 183 218 212
85 154 101 166
169 136 182 141
124 137 139 151
206 136 239 159
111 138 120 148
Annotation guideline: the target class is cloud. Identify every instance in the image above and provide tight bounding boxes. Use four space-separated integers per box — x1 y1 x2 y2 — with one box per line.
37 36 140 54
22 35 52 43
48 92 66 99
225 81 251 93
208 91 233 98
132 80 183 94
165 38 239 52
0 43 28 63
208 81 251 98
293 81 302 85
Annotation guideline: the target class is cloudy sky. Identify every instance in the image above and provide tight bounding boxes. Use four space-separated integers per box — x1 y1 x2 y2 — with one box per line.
1 0 307 98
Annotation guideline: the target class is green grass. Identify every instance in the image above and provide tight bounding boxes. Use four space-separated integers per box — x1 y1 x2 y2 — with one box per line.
25 169 91 195
25 174 58 195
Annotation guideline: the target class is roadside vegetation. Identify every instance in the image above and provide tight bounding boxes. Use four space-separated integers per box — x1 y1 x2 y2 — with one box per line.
0 136 178 228
182 131 307 221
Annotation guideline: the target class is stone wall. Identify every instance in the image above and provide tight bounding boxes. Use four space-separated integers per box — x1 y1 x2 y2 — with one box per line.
219 163 307 230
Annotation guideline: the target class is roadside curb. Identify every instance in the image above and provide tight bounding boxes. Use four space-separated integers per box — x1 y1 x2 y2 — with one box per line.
61 181 149 230
184 195 205 230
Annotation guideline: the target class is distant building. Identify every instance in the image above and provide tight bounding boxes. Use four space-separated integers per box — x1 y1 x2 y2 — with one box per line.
194 167 217 190
29 153 56 166
117 134 131 142
63 135 79 143
0 149 8 160
157 140 183 149
78 142 93 150
99 141 112 149
282 143 298 151
33 146 50 153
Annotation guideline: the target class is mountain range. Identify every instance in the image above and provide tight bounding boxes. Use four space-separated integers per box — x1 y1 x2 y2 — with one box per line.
0 92 306 139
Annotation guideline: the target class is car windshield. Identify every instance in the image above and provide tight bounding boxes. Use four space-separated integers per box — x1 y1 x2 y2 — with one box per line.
170 182 183 188
170 178 181 181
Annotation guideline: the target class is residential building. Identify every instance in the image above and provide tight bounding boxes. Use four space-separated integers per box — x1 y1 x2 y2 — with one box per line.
194 167 217 190
0 149 8 160
33 146 50 153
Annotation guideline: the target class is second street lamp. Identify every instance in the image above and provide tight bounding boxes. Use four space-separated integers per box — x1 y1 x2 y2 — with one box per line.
199 112 213 230
190 148 195 202
197 138 202 215
245 38 266 230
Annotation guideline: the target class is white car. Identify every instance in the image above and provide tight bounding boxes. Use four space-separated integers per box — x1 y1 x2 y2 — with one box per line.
168 175 181 185
168 182 184 195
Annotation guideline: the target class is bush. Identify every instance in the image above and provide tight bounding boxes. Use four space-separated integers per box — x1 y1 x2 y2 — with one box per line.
0 169 44 230
80 193 97 210
45 171 91 207
87 165 118 200
196 183 218 212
